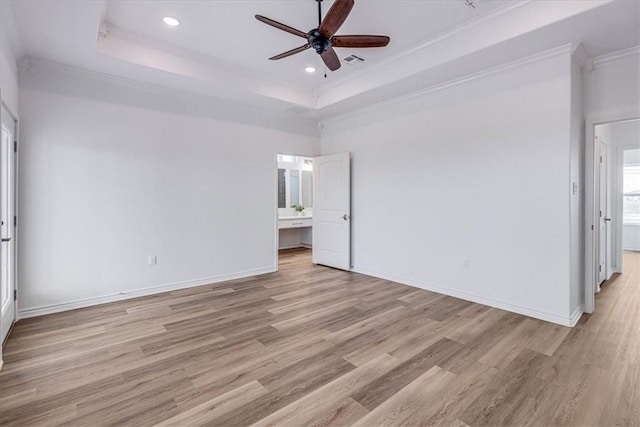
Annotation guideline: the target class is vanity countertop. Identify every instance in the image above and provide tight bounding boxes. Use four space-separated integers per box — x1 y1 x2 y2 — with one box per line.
279 215 312 220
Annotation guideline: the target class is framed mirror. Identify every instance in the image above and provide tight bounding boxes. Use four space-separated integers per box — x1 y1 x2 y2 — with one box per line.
277 155 313 209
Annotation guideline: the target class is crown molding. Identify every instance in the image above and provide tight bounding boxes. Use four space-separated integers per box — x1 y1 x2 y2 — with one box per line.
571 43 593 72
321 44 573 125
591 46 640 68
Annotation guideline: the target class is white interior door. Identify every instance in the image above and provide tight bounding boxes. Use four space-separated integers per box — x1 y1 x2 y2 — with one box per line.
312 152 351 270
598 140 609 285
1 106 17 344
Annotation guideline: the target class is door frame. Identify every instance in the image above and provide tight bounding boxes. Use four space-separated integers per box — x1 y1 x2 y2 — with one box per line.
585 115 639 313
0 100 19 349
273 152 316 272
597 138 609 286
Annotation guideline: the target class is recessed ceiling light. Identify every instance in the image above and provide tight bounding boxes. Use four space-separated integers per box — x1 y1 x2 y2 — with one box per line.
163 17 180 27
305 67 316 73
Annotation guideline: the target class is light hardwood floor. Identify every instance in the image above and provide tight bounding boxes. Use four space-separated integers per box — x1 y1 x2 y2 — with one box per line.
1 249 638 426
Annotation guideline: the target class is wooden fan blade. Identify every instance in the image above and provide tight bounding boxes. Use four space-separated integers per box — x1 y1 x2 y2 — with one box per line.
255 15 309 39
320 47 341 71
269 44 311 60
319 0 354 38
331 35 390 48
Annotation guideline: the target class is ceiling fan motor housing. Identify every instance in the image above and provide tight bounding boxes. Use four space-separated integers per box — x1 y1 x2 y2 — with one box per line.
308 29 330 53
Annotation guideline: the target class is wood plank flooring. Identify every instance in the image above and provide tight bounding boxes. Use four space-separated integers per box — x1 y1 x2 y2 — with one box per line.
1 248 638 426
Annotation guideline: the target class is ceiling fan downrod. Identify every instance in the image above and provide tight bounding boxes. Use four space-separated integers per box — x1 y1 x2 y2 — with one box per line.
310 0 329 54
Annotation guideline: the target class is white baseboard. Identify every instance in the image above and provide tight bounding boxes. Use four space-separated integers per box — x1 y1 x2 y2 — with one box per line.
17 266 276 319
352 267 580 327
569 305 584 327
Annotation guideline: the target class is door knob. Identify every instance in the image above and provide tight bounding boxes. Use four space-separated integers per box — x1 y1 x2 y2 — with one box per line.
604 218 611 222
1 238 11 242
341 214 349 221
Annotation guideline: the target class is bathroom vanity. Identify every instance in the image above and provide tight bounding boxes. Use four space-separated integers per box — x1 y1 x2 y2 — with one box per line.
278 215 312 250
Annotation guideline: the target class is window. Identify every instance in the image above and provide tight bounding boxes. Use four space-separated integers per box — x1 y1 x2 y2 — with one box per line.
277 154 298 164
623 161 640 225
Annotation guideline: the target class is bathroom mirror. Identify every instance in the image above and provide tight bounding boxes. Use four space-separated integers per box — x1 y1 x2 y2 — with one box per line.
301 170 312 207
277 155 313 209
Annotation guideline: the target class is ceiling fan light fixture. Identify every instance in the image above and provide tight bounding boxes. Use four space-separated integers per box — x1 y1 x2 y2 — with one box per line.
305 66 316 73
255 0 389 72
163 17 180 27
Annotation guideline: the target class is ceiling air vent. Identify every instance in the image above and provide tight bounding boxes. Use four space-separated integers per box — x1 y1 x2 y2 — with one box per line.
343 54 366 66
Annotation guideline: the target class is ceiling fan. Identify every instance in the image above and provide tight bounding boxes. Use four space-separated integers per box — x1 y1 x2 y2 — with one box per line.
255 0 390 72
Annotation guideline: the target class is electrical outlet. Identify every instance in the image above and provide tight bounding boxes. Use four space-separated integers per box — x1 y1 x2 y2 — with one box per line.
148 255 157 265
463 259 471 270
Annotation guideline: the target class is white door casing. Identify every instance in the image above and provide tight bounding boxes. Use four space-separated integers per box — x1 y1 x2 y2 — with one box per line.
0 105 17 345
312 152 351 270
598 140 609 286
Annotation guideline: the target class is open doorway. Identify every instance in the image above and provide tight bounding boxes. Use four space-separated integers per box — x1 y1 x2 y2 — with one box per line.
588 118 640 310
276 154 314 265
274 152 352 272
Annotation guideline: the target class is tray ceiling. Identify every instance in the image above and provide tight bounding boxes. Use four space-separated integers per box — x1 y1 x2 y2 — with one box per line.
5 0 640 119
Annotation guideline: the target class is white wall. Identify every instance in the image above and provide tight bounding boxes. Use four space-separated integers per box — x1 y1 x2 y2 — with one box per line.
14 44 639 325
18 66 320 316
321 50 576 325
623 224 640 251
584 52 640 121
569 54 584 317
0 22 19 117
